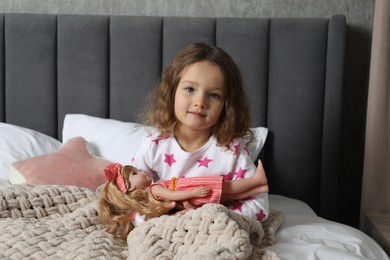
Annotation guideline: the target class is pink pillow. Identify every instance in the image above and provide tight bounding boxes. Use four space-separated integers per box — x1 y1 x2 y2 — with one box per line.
10 137 111 190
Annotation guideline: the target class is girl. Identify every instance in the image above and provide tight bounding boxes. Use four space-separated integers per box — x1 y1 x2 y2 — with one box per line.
99 161 268 240
133 42 269 223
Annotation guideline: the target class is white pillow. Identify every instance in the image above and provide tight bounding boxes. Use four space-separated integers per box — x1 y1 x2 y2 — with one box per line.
249 126 268 160
63 114 153 165
0 123 62 180
62 114 267 164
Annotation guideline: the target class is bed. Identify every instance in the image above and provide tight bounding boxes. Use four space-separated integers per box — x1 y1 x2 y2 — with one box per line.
0 13 388 259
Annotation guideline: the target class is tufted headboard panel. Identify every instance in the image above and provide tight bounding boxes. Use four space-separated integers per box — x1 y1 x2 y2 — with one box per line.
0 13 345 221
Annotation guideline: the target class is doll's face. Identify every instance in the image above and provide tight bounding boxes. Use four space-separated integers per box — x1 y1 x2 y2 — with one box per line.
128 169 153 190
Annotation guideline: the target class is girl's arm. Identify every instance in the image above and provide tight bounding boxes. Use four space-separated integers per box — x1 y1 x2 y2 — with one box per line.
151 185 209 201
222 184 269 201
228 148 270 221
222 159 268 195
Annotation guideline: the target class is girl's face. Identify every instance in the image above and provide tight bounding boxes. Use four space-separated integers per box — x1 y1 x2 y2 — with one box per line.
174 61 225 134
128 169 153 190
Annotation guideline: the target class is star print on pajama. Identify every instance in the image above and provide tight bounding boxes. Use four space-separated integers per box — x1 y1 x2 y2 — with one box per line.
221 172 233 180
152 135 169 145
132 129 270 222
231 201 244 211
256 209 267 221
233 144 240 155
235 167 247 179
164 154 176 167
197 156 212 168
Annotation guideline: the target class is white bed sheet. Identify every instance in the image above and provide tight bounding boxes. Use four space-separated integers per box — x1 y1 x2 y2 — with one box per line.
269 194 389 259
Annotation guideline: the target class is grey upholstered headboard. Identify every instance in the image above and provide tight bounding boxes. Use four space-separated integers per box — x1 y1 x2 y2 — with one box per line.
0 13 346 221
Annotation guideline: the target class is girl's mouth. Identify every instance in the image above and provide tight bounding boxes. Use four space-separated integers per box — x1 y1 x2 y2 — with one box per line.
189 111 206 117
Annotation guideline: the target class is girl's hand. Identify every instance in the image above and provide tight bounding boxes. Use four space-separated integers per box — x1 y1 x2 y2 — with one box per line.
192 186 209 197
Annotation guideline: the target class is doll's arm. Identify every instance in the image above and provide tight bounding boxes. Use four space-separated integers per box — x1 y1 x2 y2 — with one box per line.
151 185 209 201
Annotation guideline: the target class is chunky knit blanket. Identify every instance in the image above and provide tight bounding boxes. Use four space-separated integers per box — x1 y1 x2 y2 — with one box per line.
0 184 284 259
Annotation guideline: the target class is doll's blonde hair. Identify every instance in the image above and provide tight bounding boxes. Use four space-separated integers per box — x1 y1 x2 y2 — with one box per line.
142 42 254 149
98 165 173 240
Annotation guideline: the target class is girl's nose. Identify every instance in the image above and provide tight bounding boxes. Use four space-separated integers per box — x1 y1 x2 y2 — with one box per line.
194 94 207 108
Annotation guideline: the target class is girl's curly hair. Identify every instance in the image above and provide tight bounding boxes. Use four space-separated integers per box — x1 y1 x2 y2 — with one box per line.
142 42 254 149
98 165 173 240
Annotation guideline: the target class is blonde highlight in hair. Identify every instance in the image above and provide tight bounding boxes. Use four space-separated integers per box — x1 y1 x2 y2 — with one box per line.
98 166 173 240
141 42 254 148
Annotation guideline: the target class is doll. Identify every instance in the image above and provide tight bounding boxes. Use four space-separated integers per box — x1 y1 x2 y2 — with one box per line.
98 160 267 240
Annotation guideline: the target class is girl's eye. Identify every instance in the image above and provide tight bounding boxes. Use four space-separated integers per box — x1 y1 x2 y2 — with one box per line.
131 172 137 175
184 87 194 93
209 92 221 99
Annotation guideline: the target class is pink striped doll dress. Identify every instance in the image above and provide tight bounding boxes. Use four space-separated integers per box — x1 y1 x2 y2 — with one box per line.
149 176 224 206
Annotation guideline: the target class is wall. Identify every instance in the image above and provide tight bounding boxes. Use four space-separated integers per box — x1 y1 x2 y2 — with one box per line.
0 0 375 228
